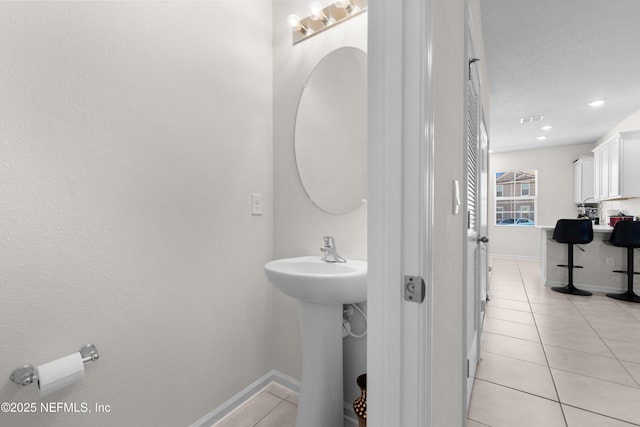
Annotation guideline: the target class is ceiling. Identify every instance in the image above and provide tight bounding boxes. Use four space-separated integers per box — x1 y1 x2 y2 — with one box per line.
480 0 640 153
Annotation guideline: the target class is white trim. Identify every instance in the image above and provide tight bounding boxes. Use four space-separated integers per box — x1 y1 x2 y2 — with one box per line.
489 254 541 261
368 0 404 425
368 0 433 425
189 370 300 427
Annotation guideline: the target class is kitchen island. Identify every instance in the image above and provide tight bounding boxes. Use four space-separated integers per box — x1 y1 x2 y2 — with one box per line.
539 224 632 294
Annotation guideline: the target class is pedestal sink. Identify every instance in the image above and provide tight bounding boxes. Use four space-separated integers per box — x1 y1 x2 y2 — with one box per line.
264 256 367 427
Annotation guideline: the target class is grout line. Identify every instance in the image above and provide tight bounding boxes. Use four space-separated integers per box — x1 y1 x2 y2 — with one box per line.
473 377 560 405
515 258 568 427
560 403 640 427
476 257 640 426
566 293 640 389
252 400 292 427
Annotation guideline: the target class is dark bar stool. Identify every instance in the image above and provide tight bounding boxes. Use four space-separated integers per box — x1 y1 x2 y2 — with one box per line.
551 219 593 296
606 221 640 303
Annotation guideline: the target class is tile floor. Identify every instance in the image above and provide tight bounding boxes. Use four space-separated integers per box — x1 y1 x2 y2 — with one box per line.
211 383 297 427
468 257 640 427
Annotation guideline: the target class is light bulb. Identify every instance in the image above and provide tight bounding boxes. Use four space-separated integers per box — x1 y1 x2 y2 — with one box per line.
334 0 352 9
310 2 323 17
287 14 301 29
310 2 329 23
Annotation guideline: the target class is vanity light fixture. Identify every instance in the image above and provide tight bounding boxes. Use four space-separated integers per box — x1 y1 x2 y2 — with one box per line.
287 14 310 35
288 0 367 45
335 0 356 13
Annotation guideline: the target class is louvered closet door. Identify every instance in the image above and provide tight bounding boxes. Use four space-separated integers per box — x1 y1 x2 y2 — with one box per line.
465 57 481 410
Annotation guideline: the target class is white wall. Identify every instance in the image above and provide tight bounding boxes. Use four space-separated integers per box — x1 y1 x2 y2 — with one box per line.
271 1 368 405
0 3 273 427
489 143 594 258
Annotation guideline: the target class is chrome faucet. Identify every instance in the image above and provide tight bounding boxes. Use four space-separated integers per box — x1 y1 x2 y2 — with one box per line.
320 236 346 263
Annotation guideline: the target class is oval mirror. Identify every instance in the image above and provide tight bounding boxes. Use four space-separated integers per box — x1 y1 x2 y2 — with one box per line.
294 47 367 215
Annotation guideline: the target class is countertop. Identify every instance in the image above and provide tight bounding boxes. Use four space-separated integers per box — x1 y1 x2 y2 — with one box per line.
536 224 613 233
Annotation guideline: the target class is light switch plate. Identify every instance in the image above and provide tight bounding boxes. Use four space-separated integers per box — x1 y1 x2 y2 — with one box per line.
251 193 263 216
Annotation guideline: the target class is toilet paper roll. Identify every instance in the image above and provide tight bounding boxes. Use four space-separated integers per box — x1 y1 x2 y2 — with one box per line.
36 352 84 397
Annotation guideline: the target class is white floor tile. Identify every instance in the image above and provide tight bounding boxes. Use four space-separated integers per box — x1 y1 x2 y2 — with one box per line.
486 306 536 325
476 352 557 400
482 316 540 342
533 312 595 335
470 257 640 427
214 391 283 427
604 339 640 364
620 360 640 387
254 401 296 427
487 297 531 312
544 345 637 387
468 380 566 427
552 369 640 425
482 332 547 365
537 326 612 357
563 405 639 427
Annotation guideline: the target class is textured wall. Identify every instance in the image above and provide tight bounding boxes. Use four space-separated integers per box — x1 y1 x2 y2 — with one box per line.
0 2 273 426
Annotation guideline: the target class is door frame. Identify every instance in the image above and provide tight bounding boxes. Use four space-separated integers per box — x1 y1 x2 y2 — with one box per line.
367 0 434 425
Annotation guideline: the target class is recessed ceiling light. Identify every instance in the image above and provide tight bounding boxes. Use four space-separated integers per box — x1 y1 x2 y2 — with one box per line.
537 136 547 141
541 125 553 131
588 100 605 107
520 115 544 124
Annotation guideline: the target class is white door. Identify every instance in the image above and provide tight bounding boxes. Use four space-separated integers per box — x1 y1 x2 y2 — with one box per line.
465 51 488 409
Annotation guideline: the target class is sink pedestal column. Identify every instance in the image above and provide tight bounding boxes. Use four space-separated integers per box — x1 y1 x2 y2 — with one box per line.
296 301 344 427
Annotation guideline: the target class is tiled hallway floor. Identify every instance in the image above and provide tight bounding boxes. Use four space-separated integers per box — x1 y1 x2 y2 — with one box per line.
468 257 640 427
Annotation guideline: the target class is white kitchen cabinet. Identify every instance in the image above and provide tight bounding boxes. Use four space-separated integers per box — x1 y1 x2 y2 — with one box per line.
573 156 594 203
593 130 640 200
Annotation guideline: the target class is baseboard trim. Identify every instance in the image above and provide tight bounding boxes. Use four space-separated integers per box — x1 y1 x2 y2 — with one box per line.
189 370 300 427
490 253 541 261
190 370 360 427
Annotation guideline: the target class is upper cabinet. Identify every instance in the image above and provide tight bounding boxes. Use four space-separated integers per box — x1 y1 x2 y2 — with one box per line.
573 156 594 203
593 130 640 201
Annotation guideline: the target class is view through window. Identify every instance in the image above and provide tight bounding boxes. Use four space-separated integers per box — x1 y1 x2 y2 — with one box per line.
495 170 537 226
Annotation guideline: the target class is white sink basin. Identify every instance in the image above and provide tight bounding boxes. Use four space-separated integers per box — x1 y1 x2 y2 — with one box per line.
264 256 367 304
264 255 367 426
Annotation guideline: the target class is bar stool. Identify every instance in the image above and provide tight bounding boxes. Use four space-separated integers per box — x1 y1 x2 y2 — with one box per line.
551 219 593 296
606 221 640 303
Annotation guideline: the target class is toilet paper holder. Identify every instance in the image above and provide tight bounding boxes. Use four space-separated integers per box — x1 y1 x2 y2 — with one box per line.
10 344 99 386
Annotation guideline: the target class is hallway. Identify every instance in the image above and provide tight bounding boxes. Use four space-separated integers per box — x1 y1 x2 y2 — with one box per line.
468 257 640 426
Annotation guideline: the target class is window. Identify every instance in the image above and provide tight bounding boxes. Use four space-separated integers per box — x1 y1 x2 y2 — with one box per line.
495 170 537 226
